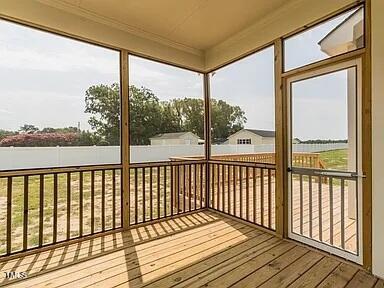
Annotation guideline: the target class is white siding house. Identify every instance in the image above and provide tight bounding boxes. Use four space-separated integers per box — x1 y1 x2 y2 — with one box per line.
150 132 200 145
227 129 275 145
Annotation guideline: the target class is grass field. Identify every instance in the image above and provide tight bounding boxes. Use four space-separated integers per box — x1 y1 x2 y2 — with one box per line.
320 149 348 170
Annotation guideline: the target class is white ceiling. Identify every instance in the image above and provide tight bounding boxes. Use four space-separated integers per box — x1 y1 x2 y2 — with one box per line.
37 0 292 52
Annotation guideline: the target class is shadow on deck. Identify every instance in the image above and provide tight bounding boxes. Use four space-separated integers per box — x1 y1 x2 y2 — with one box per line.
0 211 380 288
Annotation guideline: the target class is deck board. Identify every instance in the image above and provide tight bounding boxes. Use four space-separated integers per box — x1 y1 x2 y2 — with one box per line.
0 211 379 288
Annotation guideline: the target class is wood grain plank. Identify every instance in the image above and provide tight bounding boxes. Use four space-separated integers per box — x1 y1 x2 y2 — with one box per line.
199 241 296 287
257 251 323 288
287 257 340 288
345 270 378 288
317 263 359 288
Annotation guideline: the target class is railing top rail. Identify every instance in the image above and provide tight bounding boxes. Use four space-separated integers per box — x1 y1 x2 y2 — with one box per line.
0 164 122 178
208 159 276 169
130 159 206 168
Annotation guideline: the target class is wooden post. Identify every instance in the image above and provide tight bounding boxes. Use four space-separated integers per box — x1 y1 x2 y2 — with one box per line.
362 0 372 271
204 73 212 208
121 50 130 229
274 38 287 237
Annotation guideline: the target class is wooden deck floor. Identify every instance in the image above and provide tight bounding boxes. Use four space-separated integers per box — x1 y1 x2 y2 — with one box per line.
0 211 380 288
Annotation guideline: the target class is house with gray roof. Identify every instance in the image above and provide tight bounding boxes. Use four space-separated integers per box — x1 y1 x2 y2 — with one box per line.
150 132 200 145
226 129 275 145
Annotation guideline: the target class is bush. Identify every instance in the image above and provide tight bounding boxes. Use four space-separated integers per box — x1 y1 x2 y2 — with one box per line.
0 133 78 147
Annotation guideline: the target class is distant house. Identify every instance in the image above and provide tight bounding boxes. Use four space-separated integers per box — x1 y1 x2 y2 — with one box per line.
150 132 200 145
227 129 275 145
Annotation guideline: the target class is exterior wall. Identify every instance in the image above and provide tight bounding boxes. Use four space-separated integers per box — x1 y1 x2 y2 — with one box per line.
227 130 263 145
372 0 384 279
150 134 199 145
261 137 275 145
150 138 197 145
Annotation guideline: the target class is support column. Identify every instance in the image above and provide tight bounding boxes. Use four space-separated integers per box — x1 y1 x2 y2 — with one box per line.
274 39 287 238
121 50 130 229
204 73 212 208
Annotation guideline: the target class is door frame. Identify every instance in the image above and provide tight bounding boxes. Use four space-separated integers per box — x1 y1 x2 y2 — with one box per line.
286 58 363 264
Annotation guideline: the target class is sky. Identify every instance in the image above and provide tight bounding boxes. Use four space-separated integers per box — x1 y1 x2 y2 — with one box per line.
0 8 358 140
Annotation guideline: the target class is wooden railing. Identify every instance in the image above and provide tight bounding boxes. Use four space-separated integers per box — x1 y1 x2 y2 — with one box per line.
291 168 358 255
170 152 325 169
208 161 276 230
0 165 122 256
129 160 207 225
0 152 324 256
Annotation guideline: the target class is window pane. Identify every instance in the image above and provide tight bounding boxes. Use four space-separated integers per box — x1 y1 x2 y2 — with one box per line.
0 20 121 170
284 6 364 71
210 46 275 163
129 56 204 163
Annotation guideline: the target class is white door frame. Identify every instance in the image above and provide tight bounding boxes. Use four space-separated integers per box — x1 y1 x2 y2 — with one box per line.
286 58 363 264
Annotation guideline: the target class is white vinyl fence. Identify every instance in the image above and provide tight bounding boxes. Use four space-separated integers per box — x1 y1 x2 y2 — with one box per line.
0 143 347 170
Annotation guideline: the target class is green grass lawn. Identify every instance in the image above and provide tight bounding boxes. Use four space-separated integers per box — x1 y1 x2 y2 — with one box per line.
319 149 348 170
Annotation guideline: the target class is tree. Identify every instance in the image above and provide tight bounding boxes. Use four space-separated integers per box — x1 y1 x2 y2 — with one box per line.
19 124 39 134
169 98 205 139
84 83 247 145
85 83 120 145
0 129 17 141
41 127 79 134
211 99 247 142
129 86 164 145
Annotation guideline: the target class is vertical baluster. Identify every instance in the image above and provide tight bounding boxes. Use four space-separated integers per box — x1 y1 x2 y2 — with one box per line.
189 164 192 212
318 176 322 241
268 169 272 228
133 167 139 224
79 172 83 237
260 169 264 226
177 165 181 214
150 167 153 221
183 165 186 213
142 167 145 222
163 166 167 217
253 167 256 224
240 166 243 218
299 174 303 235
233 166 236 216
23 176 28 251
329 177 333 245
120 168 123 226
340 179 345 249
157 166 160 219
200 164 203 209
135 168 138 224
91 171 95 234
112 169 116 229
246 167 249 221
194 164 197 211
39 175 44 247
222 165 225 212
309 175 313 238
170 165 174 216
212 164 215 209
53 173 58 243
67 172 71 240
102 170 105 230
217 164 220 211
6 177 12 254
227 165 230 214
